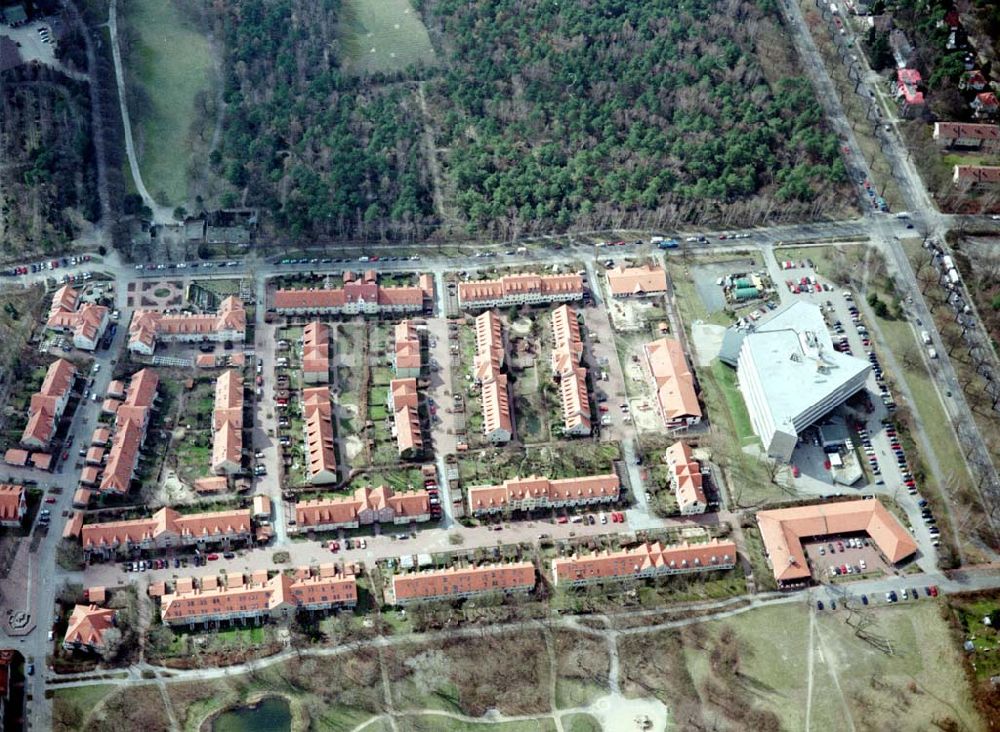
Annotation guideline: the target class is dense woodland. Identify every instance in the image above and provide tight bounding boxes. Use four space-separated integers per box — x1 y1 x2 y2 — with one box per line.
421 0 847 236
0 67 99 254
212 0 847 241
214 0 435 241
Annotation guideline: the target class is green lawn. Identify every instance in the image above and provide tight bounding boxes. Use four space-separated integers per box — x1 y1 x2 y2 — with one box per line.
709 359 755 445
124 0 214 205
336 0 437 75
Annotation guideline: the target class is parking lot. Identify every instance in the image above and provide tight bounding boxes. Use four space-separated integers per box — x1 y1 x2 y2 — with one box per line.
803 535 891 581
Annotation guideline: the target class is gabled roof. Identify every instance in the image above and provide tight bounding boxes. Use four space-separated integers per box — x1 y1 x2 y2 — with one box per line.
552 539 736 584
558 367 591 433
644 338 701 422
468 474 619 511
302 321 330 379
933 122 1000 142
0 484 24 522
390 378 419 409
295 485 430 526
80 506 252 548
392 562 535 601
303 387 336 480
64 604 115 648
394 404 422 453
459 273 584 303
551 304 583 376
23 358 76 445
664 441 705 509
756 499 917 583
394 320 422 371
128 298 246 350
606 264 668 296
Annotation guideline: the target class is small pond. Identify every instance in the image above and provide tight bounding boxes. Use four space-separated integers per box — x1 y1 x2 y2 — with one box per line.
211 696 291 732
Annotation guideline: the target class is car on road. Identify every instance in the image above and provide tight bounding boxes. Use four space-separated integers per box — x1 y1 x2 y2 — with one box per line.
861 594 869 605
817 600 824 610
206 553 220 561
223 552 235 559
44 497 56 504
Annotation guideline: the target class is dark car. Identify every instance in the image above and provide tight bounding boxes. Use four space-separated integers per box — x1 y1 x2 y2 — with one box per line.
817 600 824 610
861 594 869 605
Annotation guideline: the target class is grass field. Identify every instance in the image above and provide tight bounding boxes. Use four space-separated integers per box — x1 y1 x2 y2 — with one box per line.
124 0 215 205
620 600 982 732
337 0 437 75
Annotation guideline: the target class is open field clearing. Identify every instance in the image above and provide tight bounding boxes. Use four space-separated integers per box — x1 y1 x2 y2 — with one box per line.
620 600 981 732
337 0 437 75
123 0 215 205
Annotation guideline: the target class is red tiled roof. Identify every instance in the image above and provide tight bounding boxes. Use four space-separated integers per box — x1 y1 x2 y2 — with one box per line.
459 273 584 304
392 562 535 602
756 499 917 583
0 484 25 523
664 441 705 511
552 539 736 584
302 321 330 380
296 485 430 527
303 387 337 482
468 474 619 511
933 122 1000 142
607 264 668 297
644 338 701 424
64 604 115 648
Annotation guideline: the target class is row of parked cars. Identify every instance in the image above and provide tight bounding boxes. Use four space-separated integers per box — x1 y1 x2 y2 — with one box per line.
817 584 938 610
4 254 92 277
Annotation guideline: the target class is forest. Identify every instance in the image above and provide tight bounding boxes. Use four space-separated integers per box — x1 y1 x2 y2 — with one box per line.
212 0 848 241
0 67 99 254
213 0 435 241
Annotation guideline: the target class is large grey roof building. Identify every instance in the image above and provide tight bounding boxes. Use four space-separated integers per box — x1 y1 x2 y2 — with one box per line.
735 302 870 461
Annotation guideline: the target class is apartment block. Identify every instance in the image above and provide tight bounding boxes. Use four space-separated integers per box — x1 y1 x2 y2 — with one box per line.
389 562 536 605
159 567 357 626
302 321 331 384
458 273 584 310
295 485 430 532
128 296 246 355
664 441 706 515
474 310 512 443
273 270 429 316
393 320 422 377
551 539 737 586
212 370 244 475
606 264 668 298
0 485 26 528
75 506 253 556
45 285 110 351
21 358 76 449
99 369 159 494
303 386 337 484
468 474 619 515
643 338 701 431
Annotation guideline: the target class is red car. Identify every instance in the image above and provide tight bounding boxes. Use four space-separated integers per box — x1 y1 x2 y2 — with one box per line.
929 586 939 597
206 553 220 561
556 516 568 524
44 497 57 504
61 450 69 461
791 465 800 478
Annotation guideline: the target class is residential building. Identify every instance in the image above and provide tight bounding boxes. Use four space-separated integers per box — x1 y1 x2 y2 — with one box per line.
273 270 426 316
75 506 253 556
474 310 513 443
894 68 924 116
972 91 999 118
550 304 583 375
45 285 109 351
303 387 337 484
467 474 620 515
252 494 272 519
953 164 1000 189
389 562 536 605
932 122 1000 153
294 486 431 531
458 273 584 310
21 358 76 449
889 29 915 69
0 485 26 527
643 338 701 431
99 369 159 494
212 370 243 475
549 305 591 436
551 539 736 586
606 264 668 298
960 70 988 92
302 321 330 384
756 499 917 587
557 367 591 436
389 378 422 457
63 604 116 653
393 320 422 378
159 568 357 626
128 296 246 355
663 442 706 515
734 302 871 461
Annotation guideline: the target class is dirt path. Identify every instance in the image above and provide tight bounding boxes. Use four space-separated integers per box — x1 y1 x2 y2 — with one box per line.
813 614 857 732
108 0 175 224
543 627 565 732
416 82 450 226
805 602 816 731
